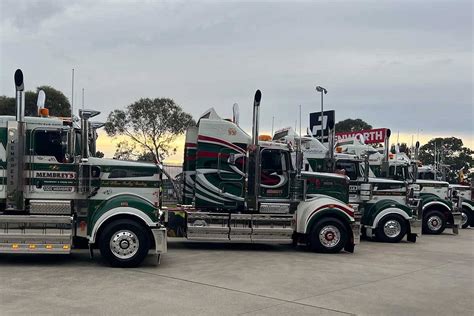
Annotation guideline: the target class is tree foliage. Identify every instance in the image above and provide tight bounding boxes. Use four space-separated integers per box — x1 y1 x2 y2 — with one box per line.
0 86 71 117
105 98 195 162
335 118 372 133
419 137 473 183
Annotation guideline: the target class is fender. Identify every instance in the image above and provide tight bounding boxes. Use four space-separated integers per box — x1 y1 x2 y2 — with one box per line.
462 200 474 212
89 206 158 243
296 195 355 234
88 194 158 242
363 200 413 228
419 193 453 210
371 207 412 229
422 201 452 212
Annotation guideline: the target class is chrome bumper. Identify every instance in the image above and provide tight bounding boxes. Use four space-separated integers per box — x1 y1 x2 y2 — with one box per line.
151 227 168 254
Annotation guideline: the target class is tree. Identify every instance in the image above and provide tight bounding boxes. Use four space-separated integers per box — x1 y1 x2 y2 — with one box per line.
105 97 195 162
335 118 372 133
419 137 473 183
0 86 71 117
0 96 15 115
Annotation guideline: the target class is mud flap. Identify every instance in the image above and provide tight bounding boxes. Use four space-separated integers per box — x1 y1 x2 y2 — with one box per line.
344 243 355 253
451 212 461 235
407 233 417 242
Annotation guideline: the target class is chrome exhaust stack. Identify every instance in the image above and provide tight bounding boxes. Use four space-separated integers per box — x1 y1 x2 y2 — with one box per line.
327 116 335 171
381 128 391 177
6 69 27 211
79 109 101 161
247 90 262 212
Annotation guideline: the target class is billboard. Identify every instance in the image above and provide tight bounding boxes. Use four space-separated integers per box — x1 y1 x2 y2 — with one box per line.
335 128 388 144
309 110 335 143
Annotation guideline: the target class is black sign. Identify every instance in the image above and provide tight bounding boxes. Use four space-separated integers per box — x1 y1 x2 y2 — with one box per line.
309 110 335 143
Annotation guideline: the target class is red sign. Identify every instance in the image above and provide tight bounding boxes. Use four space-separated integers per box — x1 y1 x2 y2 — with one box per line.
336 128 388 144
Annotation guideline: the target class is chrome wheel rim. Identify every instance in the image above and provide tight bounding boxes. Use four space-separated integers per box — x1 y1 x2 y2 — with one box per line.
383 219 402 238
427 215 443 231
319 225 341 248
461 212 468 226
110 230 139 259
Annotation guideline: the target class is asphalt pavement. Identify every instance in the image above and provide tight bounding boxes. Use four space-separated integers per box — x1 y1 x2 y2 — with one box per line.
0 229 473 315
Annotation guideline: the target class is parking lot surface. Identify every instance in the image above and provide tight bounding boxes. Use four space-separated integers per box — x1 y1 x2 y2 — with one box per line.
1 230 473 315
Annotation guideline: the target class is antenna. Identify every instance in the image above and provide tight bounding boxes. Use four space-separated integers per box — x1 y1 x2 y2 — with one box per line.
299 105 302 148
271 116 274 136
82 88 85 110
71 69 75 118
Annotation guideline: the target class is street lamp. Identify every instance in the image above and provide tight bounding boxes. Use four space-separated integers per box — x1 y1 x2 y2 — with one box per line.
315 85 327 142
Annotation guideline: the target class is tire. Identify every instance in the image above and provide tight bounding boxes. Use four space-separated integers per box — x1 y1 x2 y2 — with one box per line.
460 208 472 229
99 219 150 268
422 210 446 235
375 214 407 243
309 217 348 253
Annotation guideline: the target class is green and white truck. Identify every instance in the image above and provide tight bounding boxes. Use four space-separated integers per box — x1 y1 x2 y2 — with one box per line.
272 127 421 243
169 91 361 253
0 70 167 267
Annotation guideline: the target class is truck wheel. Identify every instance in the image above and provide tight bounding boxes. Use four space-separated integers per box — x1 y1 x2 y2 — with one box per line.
309 218 348 253
99 219 150 268
460 208 472 229
375 215 407 243
422 210 446 235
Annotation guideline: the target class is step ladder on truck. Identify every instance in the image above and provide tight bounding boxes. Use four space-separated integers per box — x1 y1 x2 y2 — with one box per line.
0 70 167 267
167 91 361 253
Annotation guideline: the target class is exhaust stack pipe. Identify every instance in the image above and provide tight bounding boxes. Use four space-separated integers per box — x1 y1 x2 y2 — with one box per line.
247 90 262 212
14 70 25 122
251 90 261 146
327 116 335 171
79 109 101 161
6 69 26 211
382 129 391 176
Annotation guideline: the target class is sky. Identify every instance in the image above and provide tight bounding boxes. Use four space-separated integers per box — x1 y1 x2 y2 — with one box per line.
1 0 472 163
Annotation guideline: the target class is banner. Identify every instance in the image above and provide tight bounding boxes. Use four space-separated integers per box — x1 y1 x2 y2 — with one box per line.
336 128 388 144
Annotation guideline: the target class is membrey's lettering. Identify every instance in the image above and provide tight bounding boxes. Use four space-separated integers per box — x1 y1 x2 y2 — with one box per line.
35 172 76 179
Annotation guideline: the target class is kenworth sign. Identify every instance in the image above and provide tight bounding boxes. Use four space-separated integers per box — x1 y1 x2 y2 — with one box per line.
336 128 388 144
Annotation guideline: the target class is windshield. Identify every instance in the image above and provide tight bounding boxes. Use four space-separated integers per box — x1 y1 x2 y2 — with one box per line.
361 163 376 178
388 165 411 181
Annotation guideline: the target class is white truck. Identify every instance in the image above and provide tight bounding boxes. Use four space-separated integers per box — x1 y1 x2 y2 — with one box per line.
0 70 167 267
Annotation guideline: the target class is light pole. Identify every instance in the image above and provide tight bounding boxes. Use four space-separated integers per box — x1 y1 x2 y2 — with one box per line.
315 85 327 142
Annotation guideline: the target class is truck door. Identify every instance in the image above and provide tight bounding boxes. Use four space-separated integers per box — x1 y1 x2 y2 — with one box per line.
27 127 77 200
259 149 290 199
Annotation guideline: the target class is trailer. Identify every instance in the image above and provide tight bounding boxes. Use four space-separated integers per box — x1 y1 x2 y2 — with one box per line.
168 91 360 253
0 70 167 267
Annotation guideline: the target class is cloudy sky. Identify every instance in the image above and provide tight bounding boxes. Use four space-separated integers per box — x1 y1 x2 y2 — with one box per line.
1 0 472 161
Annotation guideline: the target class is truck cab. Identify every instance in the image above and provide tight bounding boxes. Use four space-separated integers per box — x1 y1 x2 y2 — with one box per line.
173 91 360 253
0 70 167 267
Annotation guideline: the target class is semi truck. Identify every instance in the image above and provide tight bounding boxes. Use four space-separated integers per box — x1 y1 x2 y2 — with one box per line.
418 166 473 229
339 135 462 235
169 91 361 253
0 70 167 267
272 127 421 243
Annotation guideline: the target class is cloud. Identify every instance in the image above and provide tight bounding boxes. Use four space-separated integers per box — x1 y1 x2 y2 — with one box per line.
0 0 471 150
